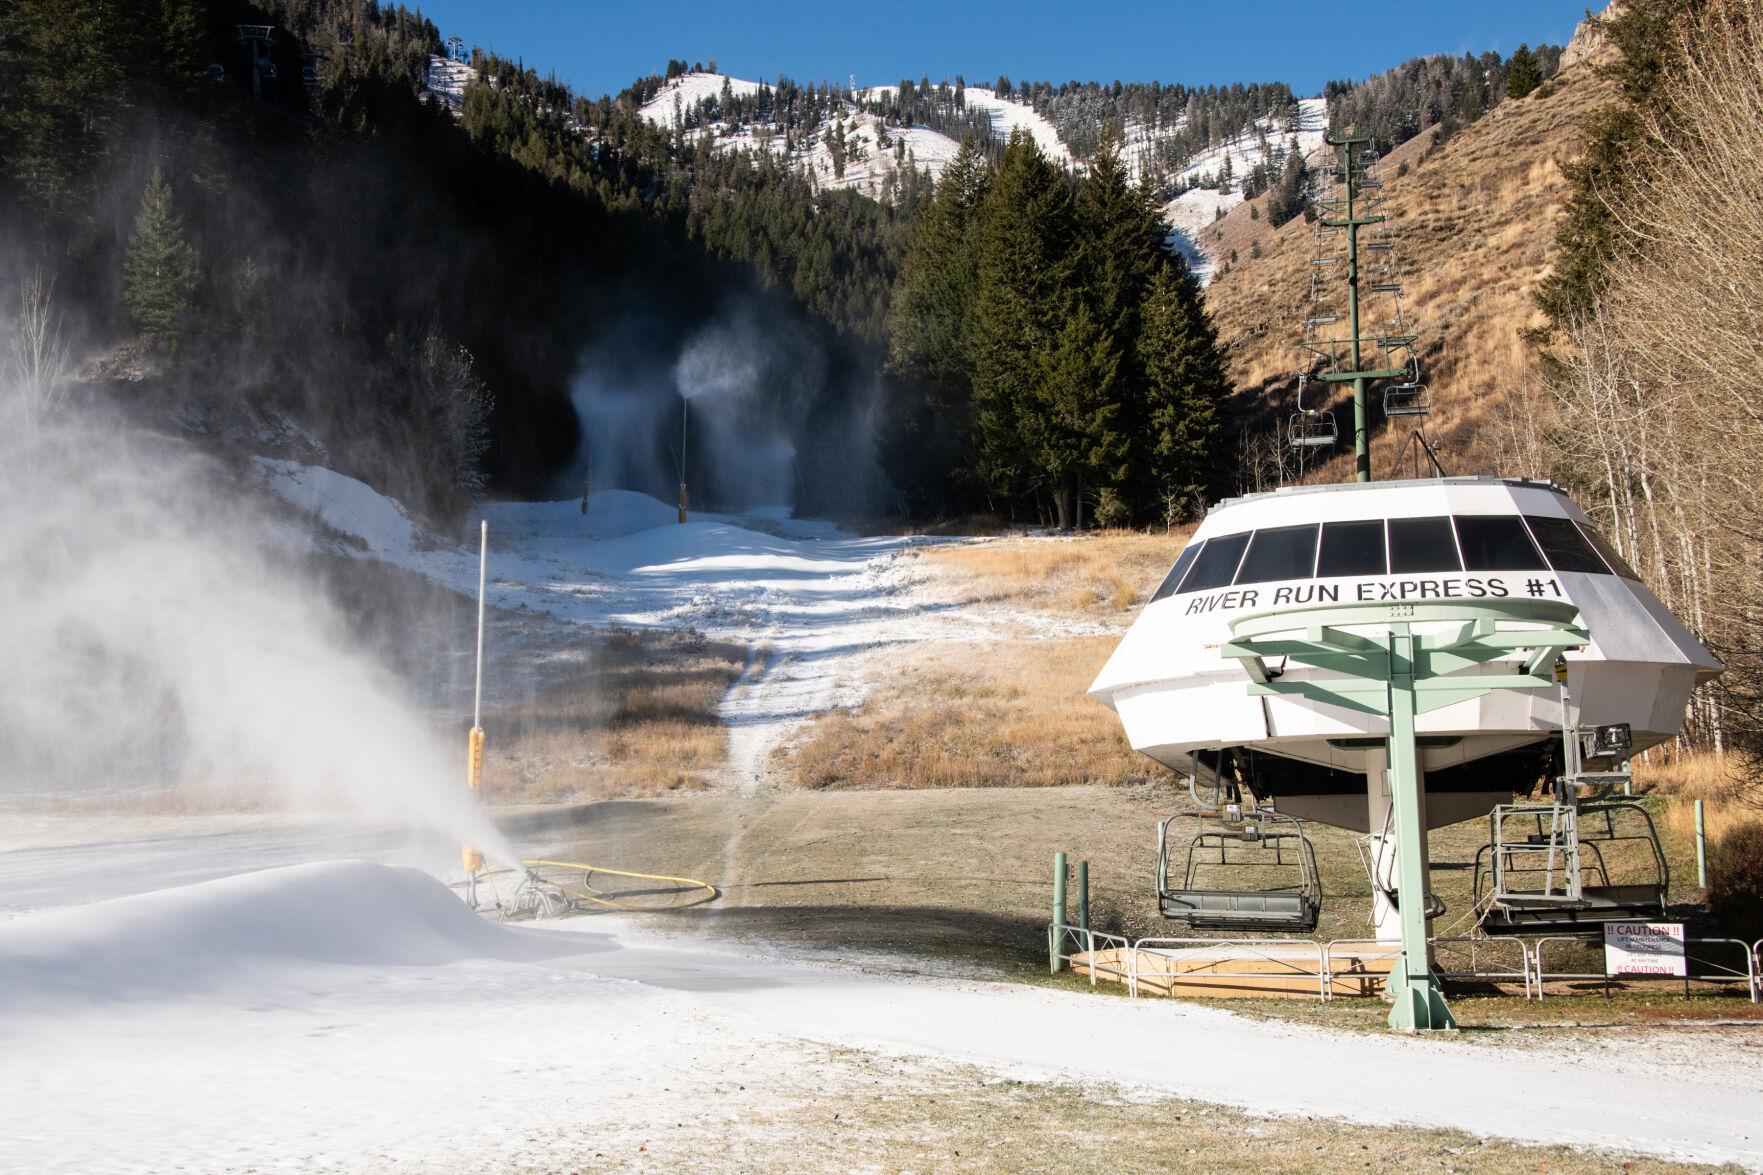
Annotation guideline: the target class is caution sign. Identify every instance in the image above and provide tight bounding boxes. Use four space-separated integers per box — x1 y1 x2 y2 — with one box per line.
1603 921 1686 977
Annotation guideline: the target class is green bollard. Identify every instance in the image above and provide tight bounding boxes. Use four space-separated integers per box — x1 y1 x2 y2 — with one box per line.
1695 799 1707 889
1051 851 1068 973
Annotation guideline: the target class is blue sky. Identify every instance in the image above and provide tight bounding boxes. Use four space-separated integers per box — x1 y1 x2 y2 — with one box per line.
407 1 1595 99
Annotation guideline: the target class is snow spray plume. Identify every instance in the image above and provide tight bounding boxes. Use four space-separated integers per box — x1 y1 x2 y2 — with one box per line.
562 300 885 514
671 309 804 511
0 336 514 866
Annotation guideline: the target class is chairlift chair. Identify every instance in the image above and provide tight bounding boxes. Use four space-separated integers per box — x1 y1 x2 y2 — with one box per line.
1289 376 1337 448
1157 802 1322 933
1289 410 1337 448
1383 361 1431 418
1474 721 1669 935
1474 800 1668 935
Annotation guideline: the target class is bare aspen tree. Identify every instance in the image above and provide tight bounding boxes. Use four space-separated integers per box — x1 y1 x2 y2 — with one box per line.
5 268 72 434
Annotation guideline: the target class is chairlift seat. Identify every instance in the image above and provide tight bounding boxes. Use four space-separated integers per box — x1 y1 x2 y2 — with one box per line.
1289 411 1337 448
1158 814 1323 934
1159 888 1319 932
1476 795 1669 936
1480 884 1667 936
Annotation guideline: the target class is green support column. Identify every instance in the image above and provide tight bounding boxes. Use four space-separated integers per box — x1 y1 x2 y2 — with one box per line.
1382 629 1456 1032
1344 137 1369 484
1221 599 1588 1033
1319 130 1409 482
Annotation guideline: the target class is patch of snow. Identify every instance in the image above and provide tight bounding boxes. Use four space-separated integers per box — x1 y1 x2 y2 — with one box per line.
423 54 472 113
959 87 1073 165
1160 96 1329 283
255 457 422 560
638 71 762 127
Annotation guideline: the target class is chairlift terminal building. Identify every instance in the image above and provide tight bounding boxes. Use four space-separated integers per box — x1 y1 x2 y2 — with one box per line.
1090 477 1720 833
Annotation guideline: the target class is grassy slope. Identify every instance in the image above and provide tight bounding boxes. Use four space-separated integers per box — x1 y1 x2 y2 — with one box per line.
1203 46 1619 478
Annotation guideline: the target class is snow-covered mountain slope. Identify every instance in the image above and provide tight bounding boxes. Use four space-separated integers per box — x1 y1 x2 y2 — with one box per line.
639 71 762 123
435 54 1323 259
869 84 1073 167
639 72 965 197
1162 95 1328 282
423 54 472 112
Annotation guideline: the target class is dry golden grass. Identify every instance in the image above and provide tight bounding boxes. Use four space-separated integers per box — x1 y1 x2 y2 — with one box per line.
1635 749 1763 855
1204 44 1620 479
923 529 1192 620
483 628 746 802
781 637 1156 790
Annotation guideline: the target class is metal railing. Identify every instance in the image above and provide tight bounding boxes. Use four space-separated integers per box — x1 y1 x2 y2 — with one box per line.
1321 938 1401 1002
1432 935 1535 1000
1052 923 1761 1004
1532 935 1759 1003
1047 922 1131 987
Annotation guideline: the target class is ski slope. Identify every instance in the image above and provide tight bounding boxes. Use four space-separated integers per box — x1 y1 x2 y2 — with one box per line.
637 70 763 125
960 86 1072 164
1161 95 1329 282
2 862 1758 1171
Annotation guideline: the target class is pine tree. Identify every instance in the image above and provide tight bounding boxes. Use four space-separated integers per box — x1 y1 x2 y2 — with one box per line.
1505 44 1541 99
1073 130 1160 362
969 129 1075 514
1073 128 1162 519
888 136 990 405
123 167 199 351
1266 148 1310 227
1025 302 1126 528
1137 262 1225 524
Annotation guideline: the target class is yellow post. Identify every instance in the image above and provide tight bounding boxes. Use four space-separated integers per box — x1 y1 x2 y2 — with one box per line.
461 725 485 872
463 519 489 876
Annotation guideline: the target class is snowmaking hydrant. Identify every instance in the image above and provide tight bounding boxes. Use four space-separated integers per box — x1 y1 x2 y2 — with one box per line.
462 519 488 879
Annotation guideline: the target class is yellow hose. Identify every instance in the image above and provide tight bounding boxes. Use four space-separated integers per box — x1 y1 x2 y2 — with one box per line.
520 859 719 911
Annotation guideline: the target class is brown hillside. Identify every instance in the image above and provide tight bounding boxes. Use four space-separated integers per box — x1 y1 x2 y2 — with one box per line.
1202 37 1620 481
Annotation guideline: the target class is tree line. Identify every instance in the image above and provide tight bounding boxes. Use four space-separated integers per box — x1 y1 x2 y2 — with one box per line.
887 131 1226 527
1324 43 1564 156
1495 0 1758 767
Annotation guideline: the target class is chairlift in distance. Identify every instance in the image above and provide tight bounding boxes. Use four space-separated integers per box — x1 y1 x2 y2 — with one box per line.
1289 375 1338 449
1382 359 1431 418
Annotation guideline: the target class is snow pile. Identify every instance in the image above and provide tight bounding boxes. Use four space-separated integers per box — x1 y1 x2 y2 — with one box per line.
255 457 424 559
0 861 576 1004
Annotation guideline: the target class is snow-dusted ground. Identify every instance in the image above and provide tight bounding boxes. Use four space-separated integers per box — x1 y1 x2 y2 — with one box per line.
14 467 1763 1169
3 862 1759 1172
259 464 1021 785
